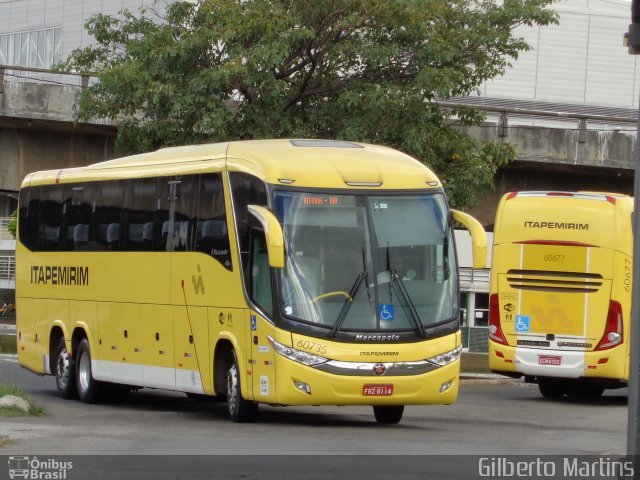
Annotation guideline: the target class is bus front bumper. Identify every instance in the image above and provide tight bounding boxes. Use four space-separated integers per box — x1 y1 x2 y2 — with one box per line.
269 355 460 406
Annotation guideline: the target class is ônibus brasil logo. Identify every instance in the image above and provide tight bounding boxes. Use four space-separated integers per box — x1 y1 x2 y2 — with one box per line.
8 456 73 479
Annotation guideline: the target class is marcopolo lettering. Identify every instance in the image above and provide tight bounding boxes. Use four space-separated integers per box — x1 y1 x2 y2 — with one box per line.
31 266 89 286
355 334 400 342
523 221 588 230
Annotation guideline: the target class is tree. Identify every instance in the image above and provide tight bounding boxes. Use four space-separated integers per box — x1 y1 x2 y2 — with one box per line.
60 0 557 209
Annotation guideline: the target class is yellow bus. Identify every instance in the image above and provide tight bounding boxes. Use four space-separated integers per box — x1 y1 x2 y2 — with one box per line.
16 139 487 423
489 191 632 398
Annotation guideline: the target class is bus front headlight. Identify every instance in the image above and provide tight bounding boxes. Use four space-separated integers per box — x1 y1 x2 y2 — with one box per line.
267 335 329 366
427 345 462 366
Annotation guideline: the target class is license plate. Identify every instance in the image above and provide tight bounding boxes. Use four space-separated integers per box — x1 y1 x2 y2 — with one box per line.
362 384 393 396
538 355 562 366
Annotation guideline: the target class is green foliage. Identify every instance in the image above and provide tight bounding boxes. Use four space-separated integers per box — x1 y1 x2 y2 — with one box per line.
0 383 45 417
59 0 557 209
6 210 16 239
0 334 16 354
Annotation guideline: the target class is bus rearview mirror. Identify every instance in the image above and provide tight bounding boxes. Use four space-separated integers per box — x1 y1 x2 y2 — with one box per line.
451 209 488 269
248 205 285 268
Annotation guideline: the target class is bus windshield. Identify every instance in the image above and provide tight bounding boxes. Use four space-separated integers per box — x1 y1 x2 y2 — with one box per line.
274 191 458 334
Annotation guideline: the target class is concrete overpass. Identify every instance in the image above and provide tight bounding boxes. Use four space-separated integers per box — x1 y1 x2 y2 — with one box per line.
0 74 117 199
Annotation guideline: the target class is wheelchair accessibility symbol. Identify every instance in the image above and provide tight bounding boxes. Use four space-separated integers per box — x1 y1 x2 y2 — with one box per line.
380 304 395 321
515 315 531 333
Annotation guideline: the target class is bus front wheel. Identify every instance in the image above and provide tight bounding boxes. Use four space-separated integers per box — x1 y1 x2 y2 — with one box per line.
373 405 404 424
54 337 77 399
75 338 105 403
225 351 258 423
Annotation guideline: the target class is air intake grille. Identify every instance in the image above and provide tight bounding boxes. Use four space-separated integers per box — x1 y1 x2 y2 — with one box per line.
506 270 603 293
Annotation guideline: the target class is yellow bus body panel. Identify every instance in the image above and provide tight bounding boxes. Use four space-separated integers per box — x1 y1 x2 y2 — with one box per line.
495 243 613 338
15 296 48 374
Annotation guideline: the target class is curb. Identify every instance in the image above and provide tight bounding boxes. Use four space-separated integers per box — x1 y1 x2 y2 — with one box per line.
0 354 18 363
0 324 16 335
460 373 522 383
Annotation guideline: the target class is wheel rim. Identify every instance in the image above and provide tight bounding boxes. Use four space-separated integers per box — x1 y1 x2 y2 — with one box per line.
226 363 238 414
78 351 91 393
56 347 71 390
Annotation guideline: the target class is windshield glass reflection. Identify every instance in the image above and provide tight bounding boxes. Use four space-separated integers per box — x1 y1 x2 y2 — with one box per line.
274 191 458 333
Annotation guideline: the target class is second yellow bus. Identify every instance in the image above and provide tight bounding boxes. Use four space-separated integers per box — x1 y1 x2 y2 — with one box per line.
489 191 632 397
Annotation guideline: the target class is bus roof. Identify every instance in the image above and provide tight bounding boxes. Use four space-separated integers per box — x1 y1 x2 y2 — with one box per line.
493 190 633 254
22 139 441 190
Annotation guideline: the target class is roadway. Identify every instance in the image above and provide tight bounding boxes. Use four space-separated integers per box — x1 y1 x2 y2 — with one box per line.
0 355 629 479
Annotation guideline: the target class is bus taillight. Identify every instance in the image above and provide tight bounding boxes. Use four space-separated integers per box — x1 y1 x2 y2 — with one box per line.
488 293 508 345
595 300 623 351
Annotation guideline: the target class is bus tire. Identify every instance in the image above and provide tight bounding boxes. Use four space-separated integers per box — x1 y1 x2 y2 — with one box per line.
54 337 77 399
225 351 258 423
75 338 105 403
568 383 604 398
373 405 404 424
538 379 565 398
581 385 605 398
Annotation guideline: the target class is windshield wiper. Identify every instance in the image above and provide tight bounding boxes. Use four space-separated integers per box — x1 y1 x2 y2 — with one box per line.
328 271 365 338
390 271 427 338
329 245 370 338
443 219 450 281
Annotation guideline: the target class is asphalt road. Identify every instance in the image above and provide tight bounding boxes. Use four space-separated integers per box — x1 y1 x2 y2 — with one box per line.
0 355 631 479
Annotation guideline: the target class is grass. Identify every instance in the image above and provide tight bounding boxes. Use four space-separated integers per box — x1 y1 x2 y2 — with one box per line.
0 334 16 354
0 383 44 417
461 352 490 374
0 334 44 417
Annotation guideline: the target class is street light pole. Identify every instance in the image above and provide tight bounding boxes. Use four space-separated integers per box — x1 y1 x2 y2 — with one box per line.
626 0 640 466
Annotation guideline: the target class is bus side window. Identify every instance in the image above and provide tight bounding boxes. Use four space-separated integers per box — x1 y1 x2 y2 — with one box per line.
156 176 194 252
94 181 124 251
249 229 273 317
229 172 267 273
19 184 65 252
194 173 232 270
37 185 64 251
64 184 92 251
18 187 37 250
173 176 194 252
123 178 157 251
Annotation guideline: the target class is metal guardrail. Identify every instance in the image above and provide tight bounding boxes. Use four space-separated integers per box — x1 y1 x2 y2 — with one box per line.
441 97 638 139
0 63 91 93
0 217 16 283
459 268 490 287
440 100 638 125
0 256 15 280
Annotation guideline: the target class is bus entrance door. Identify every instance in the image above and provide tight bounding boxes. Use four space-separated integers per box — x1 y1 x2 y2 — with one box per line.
249 312 276 403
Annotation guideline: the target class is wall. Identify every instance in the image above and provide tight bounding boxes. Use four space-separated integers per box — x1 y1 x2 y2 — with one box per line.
0 126 115 194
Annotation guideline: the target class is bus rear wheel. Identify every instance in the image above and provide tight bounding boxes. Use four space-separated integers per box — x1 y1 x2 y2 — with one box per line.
538 379 565 398
581 386 605 398
54 337 77 399
566 383 605 398
75 338 105 403
225 351 258 423
373 405 404 424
